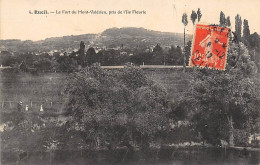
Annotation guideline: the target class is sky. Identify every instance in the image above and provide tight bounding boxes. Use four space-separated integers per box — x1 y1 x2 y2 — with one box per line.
0 0 259 41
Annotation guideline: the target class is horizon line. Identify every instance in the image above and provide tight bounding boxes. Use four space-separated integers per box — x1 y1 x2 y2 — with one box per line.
0 26 193 42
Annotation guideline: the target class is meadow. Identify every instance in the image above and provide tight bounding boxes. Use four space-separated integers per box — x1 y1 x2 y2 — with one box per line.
0 67 191 114
0 69 68 113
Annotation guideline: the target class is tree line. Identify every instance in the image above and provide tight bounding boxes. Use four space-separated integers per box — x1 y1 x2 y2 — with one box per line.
0 42 192 72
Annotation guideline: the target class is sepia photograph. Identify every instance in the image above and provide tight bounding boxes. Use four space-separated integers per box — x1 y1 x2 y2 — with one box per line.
0 0 259 164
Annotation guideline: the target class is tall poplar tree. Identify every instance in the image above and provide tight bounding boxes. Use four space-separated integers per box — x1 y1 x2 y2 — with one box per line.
197 8 202 22
235 14 242 41
182 13 188 72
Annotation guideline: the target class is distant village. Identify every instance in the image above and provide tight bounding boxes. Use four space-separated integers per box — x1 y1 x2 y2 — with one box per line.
0 38 189 72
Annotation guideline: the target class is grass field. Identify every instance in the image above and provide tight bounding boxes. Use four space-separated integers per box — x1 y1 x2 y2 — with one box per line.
144 68 191 101
0 70 68 113
0 68 191 113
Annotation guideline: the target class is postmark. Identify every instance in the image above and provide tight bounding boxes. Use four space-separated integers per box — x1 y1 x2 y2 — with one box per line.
189 24 230 70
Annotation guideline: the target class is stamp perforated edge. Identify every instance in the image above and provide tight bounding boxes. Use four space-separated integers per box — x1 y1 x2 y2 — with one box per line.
189 24 230 71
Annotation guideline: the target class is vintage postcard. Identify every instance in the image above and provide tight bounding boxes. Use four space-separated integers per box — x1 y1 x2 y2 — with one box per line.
0 0 259 164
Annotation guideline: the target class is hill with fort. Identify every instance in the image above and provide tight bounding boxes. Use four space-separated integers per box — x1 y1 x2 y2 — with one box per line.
0 27 192 53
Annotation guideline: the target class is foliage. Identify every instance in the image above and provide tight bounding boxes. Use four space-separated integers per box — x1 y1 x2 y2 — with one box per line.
1 111 81 154
153 44 163 53
246 32 260 69
1 39 196 71
99 49 129 66
197 8 202 22
220 11 226 27
243 19 250 43
56 55 78 72
2 112 44 152
235 14 242 41
0 51 16 66
164 125 197 144
233 129 250 146
63 65 170 148
175 42 260 146
166 45 183 65
129 43 190 66
130 51 153 65
190 10 197 25
32 57 53 71
182 13 188 27
86 47 97 66
226 16 231 27
185 41 192 65
182 12 189 70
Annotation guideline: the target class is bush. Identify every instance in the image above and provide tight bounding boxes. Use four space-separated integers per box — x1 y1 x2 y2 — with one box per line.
63 64 170 149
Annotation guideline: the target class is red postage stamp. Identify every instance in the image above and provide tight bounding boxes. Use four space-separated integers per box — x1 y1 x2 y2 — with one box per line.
189 24 230 70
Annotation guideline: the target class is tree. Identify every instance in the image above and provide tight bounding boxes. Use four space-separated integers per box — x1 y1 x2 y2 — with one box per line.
247 32 260 50
185 41 192 65
166 46 174 65
177 42 259 146
182 13 188 28
152 44 165 65
56 55 78 72
32 57 53 71
78 41 86 66
0 51 16 66
226 16 231 27
197 8 202 23
243 19 250 42
96 51 103 64
153 44 163 53
235 14 242 42
86 47 97 66
247 32 260 70
182 13 188 72
63 65 170 149
130 51 153 65
167 44 187 67
220 11 226 27
100 49 127 66
190 10 197 25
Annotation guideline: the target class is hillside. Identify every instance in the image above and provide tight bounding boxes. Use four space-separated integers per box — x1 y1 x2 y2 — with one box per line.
0 27 192 52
